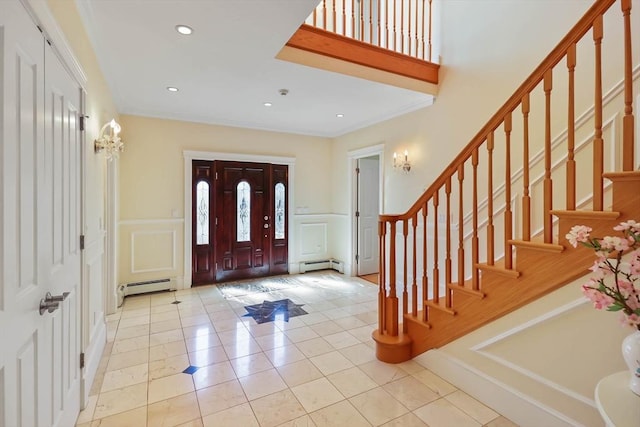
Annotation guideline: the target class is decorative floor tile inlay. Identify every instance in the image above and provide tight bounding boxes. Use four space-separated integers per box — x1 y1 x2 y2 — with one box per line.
243 299 308 324
182 365 200 375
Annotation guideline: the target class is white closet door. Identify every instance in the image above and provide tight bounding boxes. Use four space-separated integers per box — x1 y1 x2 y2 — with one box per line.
0 1 82 425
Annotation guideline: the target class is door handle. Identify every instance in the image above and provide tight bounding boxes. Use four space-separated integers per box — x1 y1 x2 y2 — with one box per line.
39 292 69 315
39 299 60 315
45 291 70 302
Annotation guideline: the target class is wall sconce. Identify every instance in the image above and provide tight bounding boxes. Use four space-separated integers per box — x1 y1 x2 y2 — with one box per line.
393 150 411 173
94 119 124 160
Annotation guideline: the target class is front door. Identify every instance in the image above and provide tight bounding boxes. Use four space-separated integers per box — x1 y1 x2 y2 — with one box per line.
191 160 288 284
1 2 82 426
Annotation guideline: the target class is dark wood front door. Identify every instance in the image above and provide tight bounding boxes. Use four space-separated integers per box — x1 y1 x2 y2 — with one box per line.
191 160 288 284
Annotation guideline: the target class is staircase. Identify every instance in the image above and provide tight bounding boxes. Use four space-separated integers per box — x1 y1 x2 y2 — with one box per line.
373 0 639 363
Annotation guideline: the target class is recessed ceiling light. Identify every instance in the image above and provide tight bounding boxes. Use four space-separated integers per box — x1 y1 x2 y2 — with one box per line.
175 25 193 35
264 102 273 107
167 86 179 92
336 113 344 118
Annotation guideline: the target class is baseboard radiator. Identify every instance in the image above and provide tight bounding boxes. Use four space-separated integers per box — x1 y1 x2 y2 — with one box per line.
117 278 176 307
299 259 344 274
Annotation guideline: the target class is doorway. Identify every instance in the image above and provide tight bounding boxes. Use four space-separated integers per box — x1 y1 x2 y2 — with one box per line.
191 160 289 284
349 145 384 282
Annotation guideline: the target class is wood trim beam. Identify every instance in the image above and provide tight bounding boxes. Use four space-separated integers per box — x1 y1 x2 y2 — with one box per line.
285 24 439 85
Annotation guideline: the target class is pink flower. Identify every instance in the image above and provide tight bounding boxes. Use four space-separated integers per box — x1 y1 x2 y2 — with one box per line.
599 236 629 251
582 284 614 309
630 250 640 275
620 313 640 329
566 225 592 248
614 220 640 233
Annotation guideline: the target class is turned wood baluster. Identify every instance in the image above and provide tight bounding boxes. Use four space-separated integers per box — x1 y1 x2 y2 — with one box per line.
408 0 412 56
342 0 346 36
385 0 390 49
411 214 418 317
457 164 465 286
322 0 327 30
369 0 373 44
567 43 577 210
352 0 356 39
393 0 397 51
427 0 432 61
593 15 604 211
332 0 336 32
378 220 386 333
377 0 381 47
487 132 495 265
402 219 409 332
471 149 479 291
445 177 452 308
621 0 635 171
504 113 513 269
400 0 405 54
543 70 554 243
522 93 531 240
432 192 440 304
422 202 429 321
414 0 418 58
387 220 398 336
360 0 365 41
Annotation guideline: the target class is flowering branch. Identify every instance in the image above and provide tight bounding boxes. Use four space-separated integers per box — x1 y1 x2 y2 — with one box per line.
566 220 640 330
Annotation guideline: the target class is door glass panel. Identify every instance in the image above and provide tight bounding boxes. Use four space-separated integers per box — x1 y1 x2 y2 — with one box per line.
275 183 285 239
196 181 209 245
237 181 251 242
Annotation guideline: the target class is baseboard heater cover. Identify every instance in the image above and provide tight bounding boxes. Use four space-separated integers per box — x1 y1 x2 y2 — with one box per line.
117 278 176 307
299 259 344 274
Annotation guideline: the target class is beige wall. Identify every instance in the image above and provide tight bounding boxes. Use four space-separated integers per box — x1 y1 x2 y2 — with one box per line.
117 115 332 285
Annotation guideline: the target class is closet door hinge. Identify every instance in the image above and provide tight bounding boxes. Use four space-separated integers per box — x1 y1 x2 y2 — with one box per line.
79 115 89 131
80 235 85 250
80 353 85 369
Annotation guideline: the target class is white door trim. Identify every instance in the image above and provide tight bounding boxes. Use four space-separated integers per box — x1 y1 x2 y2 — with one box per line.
347 144 385 277
182 150 296 288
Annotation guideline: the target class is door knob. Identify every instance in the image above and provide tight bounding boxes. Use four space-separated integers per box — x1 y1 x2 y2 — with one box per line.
45 292 70 302
39 299 60 315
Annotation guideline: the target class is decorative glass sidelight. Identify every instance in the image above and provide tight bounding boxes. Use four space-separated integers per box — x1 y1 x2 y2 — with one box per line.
275 183 285 239
237 181 251 242
196 181 209 245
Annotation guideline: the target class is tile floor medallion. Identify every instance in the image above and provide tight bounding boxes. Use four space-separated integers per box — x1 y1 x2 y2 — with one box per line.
76 271 519 427
243 299 308 324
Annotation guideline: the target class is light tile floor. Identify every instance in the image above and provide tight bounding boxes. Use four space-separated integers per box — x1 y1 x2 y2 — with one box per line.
76 272 518 427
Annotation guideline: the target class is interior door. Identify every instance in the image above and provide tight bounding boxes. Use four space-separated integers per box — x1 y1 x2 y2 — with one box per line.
212 161 288 282
0 2 82 426
357 157 380 275
192 161 215 285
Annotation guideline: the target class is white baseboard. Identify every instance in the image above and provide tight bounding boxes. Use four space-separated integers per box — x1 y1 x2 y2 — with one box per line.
416 349 582 427
81 320 106 408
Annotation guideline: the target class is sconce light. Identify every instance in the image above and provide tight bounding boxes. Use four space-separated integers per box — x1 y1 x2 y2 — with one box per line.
393 150 411 173
94 119 123 160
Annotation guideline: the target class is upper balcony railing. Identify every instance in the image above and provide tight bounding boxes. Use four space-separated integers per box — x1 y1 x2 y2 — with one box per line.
305 0 434 62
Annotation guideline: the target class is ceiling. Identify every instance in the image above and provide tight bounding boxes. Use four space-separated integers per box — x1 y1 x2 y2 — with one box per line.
76 0 434 138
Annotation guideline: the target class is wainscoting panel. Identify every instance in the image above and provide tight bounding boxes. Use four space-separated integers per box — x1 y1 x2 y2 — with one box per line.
119 219 184 287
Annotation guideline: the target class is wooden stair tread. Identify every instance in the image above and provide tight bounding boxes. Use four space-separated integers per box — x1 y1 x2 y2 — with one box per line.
549 209 620 220
508 239 565 253
447 280 485 299
603 170 640 181
426 298 456 315
476 261 521 278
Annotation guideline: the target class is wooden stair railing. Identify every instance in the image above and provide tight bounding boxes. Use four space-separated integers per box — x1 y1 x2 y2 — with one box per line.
373 0 637 363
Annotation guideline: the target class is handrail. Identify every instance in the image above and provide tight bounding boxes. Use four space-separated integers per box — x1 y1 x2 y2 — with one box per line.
385 0 618 221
